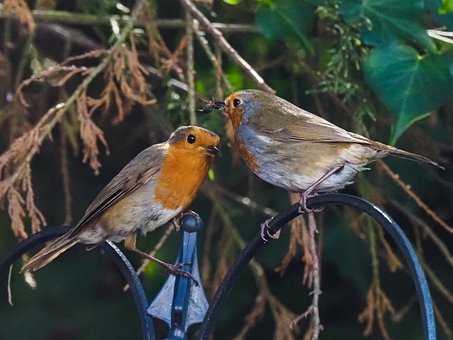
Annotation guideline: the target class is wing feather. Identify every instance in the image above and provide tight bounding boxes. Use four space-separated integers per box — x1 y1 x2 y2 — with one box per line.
71 143 167 235
248 93 372 145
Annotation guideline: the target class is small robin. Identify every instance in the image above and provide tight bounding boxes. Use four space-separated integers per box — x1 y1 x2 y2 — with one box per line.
22 126 220 277
216 89 442 241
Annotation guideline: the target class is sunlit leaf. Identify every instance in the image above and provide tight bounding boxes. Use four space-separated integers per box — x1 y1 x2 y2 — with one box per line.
363 43 453 143
440 0 453 13
341 0 435 50
255 0 314 53
223 0 241 4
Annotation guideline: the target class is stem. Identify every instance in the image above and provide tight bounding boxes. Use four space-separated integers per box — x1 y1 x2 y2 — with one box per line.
185 10 196 125
0 10 259 32
307 212 322 340
180 0 274 93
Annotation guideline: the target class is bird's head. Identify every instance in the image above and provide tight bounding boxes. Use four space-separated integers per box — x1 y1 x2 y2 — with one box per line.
168 126 220 157
224 89 269 130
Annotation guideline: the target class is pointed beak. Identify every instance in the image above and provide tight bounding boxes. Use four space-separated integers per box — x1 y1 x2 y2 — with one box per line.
214 101 225 110
206 145 220 156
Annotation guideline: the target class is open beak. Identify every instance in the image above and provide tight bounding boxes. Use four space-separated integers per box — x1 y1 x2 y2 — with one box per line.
206 145 220 156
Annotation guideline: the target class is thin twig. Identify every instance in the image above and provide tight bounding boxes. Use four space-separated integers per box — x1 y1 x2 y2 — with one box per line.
422 257 453 303
201 208 218 286
204 182 276 217
0 10 259 32
180 0 274 93
185 9 196 124
307 212 322 339
433 302 453 339
208 191 298 339
193 23 232 92
379 161 453 234
1 0 146 201
214 43 223 98
391 200 453 268
391 296 416 322
60 127 72 225
14 34 34 89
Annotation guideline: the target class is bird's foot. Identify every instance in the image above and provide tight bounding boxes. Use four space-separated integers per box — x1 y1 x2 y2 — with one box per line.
298 192 323 214
129 246 199 286
260 218 280 242
164 262 199 286
172 210 196 232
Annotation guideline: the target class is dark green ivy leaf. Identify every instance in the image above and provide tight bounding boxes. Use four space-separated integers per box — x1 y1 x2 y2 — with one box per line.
255 0 315 53
340 0 435 51
364 43 453 144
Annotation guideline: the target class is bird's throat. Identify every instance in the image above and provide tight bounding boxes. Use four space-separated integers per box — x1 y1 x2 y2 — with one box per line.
154 148 209 210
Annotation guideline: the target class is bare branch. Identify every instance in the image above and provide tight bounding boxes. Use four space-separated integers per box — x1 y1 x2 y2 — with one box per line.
180 0 274 93
379 161 453 234
391 200 453 268
0 0 147 236
193 23 232 92
0 9 259 32
185 10 197 124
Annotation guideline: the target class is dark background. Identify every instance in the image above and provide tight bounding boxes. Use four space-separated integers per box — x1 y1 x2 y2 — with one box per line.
0 0 452 339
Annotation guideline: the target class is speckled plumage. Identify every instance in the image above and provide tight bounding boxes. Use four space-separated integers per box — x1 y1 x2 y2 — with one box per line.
225 90 441 194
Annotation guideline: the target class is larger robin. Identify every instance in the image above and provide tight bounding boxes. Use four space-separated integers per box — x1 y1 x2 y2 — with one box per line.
23 126 220 276
218 89 442 240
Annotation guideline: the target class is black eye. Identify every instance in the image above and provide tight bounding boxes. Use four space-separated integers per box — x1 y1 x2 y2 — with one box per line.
187 134 196 144
233 98 242 107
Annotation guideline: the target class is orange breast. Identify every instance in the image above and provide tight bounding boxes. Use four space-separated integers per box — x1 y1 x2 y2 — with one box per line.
235 138 258 172
154 146 210 210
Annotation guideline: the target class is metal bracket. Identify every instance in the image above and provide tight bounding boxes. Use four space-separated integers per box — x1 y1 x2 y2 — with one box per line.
1 194 437 340
147 212 209 339
198 193 437 340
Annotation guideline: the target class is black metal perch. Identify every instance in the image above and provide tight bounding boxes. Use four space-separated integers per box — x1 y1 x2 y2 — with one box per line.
0 212 208 340
198 193 437 340
1 194 436 340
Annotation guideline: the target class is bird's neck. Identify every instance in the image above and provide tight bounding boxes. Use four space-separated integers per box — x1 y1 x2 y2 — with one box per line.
154 147 209 210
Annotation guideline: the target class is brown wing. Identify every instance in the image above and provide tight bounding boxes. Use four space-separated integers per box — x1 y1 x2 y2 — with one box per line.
73 143 167 233
247 92 372 145
246 93 442 168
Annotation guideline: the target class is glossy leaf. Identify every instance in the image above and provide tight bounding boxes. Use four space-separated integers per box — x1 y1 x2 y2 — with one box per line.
364 43 453 143
341 0 435 50
255 0 314 53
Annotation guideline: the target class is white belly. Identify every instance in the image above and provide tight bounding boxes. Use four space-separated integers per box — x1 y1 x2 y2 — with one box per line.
78 180 181 244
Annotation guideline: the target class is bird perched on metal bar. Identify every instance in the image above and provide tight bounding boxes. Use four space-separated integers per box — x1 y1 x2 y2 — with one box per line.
216 89 443 241
23 126 220 277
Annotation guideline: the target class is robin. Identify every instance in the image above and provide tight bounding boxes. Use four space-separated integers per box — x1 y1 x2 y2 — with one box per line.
22 126 220 277
216 89 442 241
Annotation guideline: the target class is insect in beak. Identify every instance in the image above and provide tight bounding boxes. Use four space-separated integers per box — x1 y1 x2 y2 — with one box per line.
197 100 225 114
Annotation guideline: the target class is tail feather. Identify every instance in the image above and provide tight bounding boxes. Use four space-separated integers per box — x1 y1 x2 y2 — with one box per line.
22 234 79 272
388 147 444 170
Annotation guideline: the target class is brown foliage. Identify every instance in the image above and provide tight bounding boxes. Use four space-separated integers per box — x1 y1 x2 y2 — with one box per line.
3 0 36 32
87 40 156 125
0 33 155 236
358 282 396 340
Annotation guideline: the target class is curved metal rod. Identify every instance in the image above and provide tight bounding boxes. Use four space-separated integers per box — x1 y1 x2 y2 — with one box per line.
0 226 155 340
198 193 436 340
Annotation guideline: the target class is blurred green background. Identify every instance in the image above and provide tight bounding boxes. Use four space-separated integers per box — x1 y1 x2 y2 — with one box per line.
0 0 452 339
